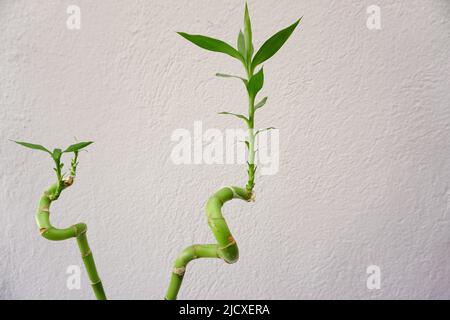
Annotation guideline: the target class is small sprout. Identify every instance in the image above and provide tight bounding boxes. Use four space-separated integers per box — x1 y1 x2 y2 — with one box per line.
255 97 268 110
14 140 93 195
52 148 62 161
255 127 277 136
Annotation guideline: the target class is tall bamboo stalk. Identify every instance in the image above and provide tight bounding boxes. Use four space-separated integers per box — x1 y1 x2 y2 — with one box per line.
165 3 301 299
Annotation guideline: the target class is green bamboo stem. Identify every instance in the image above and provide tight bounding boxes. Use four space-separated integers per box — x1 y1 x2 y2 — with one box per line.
165 6 257 301
165 186 253 300
36 177 106 300
246 92 256 191
165 3 300 300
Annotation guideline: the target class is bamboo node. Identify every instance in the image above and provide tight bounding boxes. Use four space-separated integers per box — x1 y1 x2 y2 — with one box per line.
173 267 186 276
226 186 247 201
219 236 236 250
226 186 239 199
64 176 74 187
82 250 92 258
248 191 256 202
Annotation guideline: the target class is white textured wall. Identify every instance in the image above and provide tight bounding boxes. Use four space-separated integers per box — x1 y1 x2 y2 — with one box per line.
1 0 449 299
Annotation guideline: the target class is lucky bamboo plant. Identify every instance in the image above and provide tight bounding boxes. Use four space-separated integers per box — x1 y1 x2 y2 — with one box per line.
15 140 106 300
165 4 301 300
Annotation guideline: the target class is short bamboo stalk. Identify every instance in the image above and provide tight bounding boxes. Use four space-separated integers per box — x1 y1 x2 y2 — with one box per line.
15 141 106 300
37 179 106 300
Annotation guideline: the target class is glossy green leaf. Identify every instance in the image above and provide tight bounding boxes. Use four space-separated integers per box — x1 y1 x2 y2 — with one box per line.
218 112 249 124
177 32 244 62
255 97 268 110
237 30 246 58
252 17 302 69
63 141 93 153
247 67 264 97
244 3 253 62
14 141 51 154
52 148 62 161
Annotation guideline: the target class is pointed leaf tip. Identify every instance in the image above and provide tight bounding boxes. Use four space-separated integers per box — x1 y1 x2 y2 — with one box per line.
13 140 51 154
247 67 264 98
243 3 253 62
178 32 244 62
63 141 94 153
52 148 62 160
252 17 302 69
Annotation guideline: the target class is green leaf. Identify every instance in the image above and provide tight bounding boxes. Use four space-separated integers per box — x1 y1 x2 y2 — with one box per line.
63 141 93 153
243 3 254 62
215 73 247 84
247 67 264 97
177 32 244 62
52 148 62 161
256 127 277 136
13 141 51 154
237 30 246 58
255 97 268 110
252 17 302 69
218 112 249 124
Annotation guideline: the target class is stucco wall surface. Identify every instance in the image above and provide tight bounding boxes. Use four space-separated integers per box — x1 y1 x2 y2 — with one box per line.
0 0 449 299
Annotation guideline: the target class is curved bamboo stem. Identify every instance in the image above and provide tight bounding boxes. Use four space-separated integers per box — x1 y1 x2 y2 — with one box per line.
36 177 106 300
165 186 253 300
